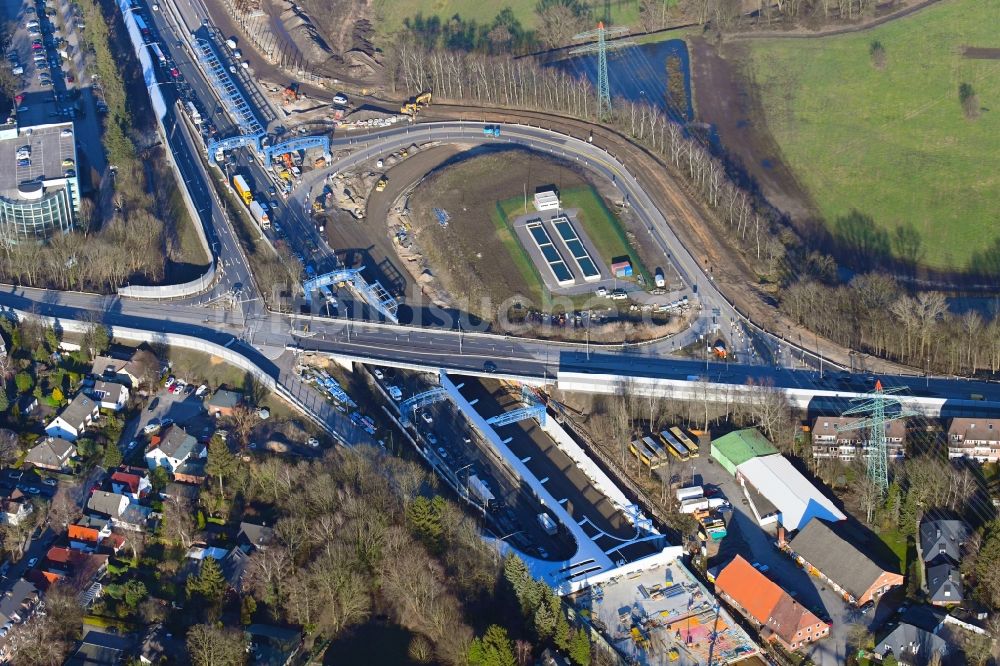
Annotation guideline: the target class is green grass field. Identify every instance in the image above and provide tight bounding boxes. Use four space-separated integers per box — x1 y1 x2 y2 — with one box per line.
492 198 547 305
748 0 1000 272
373 0 640 38
560 185 652 283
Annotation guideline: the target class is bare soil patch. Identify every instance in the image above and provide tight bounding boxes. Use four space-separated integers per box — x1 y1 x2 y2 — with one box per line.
688 35 818 224
962 47 1000 59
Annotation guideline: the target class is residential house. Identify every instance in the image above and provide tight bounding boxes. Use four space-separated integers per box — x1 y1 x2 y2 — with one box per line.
946 418 1000 463
0 489 33 526
36 546 108 588
65 629 131 666
145 425 204 474
23 437 76 471
87 380 129 412
205 389 242 418
86 491 129 519
714 555 829 652
139 624 186 665
238 522 275 550
873 621 949 666
919 518 969 606
15 393 37 417
116 503 154 532
89 349 154 388
811 416 907 461
734 455 846 531
784 519 904 606
45 394 99 442
110 469 151 501
224 522 276 591
68 516 113 552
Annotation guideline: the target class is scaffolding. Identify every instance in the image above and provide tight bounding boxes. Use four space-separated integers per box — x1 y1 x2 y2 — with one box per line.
302 268 399 323
486 385 547 427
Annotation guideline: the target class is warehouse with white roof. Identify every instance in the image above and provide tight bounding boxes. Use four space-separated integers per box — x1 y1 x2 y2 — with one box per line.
734 455 846 531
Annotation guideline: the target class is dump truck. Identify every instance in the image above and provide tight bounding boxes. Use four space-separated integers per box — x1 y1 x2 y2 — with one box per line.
249 200 270 229
232 175 252 205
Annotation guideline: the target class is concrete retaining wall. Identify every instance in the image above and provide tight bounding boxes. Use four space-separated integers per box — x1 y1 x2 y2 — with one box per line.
115 0 215 300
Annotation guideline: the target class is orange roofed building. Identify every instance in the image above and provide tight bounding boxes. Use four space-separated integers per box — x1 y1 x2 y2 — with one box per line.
715 555 830 652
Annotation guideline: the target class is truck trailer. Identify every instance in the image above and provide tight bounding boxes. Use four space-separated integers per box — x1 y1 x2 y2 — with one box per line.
232 175 252 205
249 200 271 229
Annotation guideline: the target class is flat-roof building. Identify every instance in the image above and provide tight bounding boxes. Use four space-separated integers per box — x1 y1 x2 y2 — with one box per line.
0 120 79 244
735 454 846 531
711 428 778 476
533 189 560 211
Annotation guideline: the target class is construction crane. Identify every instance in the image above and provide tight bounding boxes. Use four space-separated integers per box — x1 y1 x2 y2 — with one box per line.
836 380 917 520
568 22 634 120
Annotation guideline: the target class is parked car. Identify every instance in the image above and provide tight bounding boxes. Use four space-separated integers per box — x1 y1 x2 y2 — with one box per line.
143 421 160 434
26 558 37 568
41 478 57 487
195 384 208 396
306 437 319 448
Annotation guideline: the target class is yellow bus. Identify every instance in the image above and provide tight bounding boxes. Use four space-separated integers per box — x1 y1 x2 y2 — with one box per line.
670 426 700 457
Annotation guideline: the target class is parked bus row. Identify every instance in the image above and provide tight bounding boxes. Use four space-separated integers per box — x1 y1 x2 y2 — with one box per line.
629 426 700 466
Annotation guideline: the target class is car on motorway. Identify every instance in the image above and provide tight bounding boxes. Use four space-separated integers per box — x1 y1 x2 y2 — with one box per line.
483 361 497 373
267 185 277 197
169 67 180 78
437 447 448 459
462 435 472 444
371 368 384 380
420 411 433 426
426 434 438 446
387 386 402 401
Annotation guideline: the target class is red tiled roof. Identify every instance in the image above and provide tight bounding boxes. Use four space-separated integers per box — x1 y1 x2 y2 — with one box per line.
111 471 141 493
715 556 784 623
45 546 73 564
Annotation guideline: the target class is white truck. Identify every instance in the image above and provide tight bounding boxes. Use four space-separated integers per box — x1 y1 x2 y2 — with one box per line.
679 498 710 514
537 512 558 536
249 200 271 229
675 486 704 503
655 268 666 288
468 475 495 508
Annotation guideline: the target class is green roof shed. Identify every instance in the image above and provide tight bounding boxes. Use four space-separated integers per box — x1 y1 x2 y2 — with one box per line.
710 428 778 476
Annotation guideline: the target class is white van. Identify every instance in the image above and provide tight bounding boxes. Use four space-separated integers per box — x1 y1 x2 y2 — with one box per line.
26 20 40 29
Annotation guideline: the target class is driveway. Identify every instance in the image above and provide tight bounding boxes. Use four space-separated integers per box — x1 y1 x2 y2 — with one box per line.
123 385 216 457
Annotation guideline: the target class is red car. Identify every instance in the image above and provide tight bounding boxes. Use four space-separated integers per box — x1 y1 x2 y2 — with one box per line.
169 67 179 78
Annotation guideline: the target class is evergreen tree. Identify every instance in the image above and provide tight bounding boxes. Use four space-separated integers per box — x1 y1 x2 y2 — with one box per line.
407 495 444 550
568 627 591 666
123 580 147 609
205 436 237 498
533 597 556 642
468 625 517 666
240 595 257 625
186 556 226 606
196 510 207 530
553 597 572 651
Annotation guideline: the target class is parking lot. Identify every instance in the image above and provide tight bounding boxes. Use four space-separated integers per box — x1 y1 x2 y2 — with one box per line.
121 380 216 458
5 0 107 185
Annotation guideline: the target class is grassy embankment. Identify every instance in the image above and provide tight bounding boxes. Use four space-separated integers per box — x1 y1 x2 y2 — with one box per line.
748 0 1000 272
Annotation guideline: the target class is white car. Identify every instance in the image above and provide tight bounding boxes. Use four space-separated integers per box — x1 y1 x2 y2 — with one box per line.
371 368 384 380
307 437 319 448
143 421 160 434
195 384 208 396
332 94 348 106
387 386 402 401
420 412 433 426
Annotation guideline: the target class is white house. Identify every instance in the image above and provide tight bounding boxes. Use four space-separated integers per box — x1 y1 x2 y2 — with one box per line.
45 394 100 442
88 380 129 412
145 426 204 474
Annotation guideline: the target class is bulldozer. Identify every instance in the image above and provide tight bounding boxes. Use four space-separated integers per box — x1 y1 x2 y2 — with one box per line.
375 177 388 192
281 84 299 105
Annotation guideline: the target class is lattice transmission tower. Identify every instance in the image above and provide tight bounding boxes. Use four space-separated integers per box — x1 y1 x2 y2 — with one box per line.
569 22 633 121
836 380 916 518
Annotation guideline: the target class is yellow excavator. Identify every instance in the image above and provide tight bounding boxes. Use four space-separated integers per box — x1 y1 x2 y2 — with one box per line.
400 91 432 116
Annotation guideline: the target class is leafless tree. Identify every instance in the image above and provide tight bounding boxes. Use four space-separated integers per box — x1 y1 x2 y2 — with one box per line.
162 496 197 548
0 430 19 468
186 624 247 666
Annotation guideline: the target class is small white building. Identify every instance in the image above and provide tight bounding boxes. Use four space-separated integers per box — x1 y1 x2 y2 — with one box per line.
533 189 560 211
88 380 129 412
145 426 204 474
735 455 846 531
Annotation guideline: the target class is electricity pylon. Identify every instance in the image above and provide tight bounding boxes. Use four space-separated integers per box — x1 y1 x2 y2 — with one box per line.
837 380 916 517
569 22 633 121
